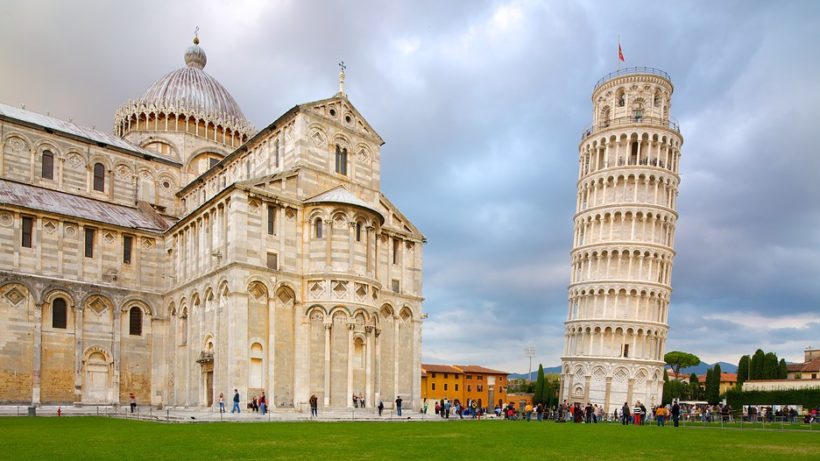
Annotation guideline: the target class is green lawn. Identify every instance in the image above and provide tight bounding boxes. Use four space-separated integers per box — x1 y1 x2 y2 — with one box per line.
1 417 818 460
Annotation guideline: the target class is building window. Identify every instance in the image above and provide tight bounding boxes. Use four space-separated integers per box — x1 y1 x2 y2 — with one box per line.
41 150 54 179
129 307 142 336
84 228 95 258
431 373 436 378
21 216 33 248
466 375 472 380
478 375 483 381
335 144 348 175
477 385 483 392
52 298 67 329
444 384 448 391
123 235 133 264
93 163 105 192
266 252 278 270
355 222 362 242
623 344 630 358
267 205 276 235
467 385 472 392
455 384 459 391
392 239 400 264
444 373 448 379
431 383 436 391
391 279 400 293
314 218 323 239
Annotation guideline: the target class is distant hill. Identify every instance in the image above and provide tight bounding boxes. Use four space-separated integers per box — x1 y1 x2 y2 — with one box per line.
509 361 737 381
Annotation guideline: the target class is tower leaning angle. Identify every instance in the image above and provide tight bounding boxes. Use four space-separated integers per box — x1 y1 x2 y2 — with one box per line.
560 67 683 412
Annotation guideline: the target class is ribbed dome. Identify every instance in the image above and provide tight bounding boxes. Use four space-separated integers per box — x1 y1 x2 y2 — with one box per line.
137 38 247 123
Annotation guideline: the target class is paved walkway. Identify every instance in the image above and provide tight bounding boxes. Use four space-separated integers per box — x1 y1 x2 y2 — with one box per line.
0 405 454 423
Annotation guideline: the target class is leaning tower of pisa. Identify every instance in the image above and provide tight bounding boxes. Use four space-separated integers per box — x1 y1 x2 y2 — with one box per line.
560 67 683 412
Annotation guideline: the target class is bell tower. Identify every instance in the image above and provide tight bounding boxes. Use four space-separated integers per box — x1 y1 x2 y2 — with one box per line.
560 67 684 412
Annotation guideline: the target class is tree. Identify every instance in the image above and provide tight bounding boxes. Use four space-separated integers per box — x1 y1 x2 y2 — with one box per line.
751 349 766 379
664 351 701 377
662 369 671 405
689 372 701 400
707 364 722 405
704 368 713 403
737 355 751 389
763 352 779 379
778 359 788 379
533 364 546 405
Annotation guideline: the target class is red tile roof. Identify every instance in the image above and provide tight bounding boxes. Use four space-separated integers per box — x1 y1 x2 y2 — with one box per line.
698 373 738 384
454 365 509 375
421 364 462 374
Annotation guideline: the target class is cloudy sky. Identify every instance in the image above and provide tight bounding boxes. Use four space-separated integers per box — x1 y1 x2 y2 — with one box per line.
2 0 818 372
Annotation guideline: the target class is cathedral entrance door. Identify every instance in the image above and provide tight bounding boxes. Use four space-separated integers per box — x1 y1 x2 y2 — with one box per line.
206 372 214 406
83 352 109 403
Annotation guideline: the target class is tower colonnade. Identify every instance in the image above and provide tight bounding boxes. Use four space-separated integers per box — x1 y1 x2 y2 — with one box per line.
560 67 683 411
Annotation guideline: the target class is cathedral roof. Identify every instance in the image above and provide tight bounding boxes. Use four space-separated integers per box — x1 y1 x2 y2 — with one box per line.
305 186 383 221
0 103 179 164
0 179 174 232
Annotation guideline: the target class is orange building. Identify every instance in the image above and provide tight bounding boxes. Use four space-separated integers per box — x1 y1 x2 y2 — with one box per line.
421 364 509 408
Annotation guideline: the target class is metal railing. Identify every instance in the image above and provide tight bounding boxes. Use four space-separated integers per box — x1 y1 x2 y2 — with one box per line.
581 116 680 141
594 67 671 91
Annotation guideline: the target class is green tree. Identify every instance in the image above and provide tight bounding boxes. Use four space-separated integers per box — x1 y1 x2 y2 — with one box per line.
763 352 779 379
533 364 546 405
778 358 788 379
751 349 766 379
707 364 722 405
689 372 701 400
662 369 671 405
664 351 701 377
737 355 751 389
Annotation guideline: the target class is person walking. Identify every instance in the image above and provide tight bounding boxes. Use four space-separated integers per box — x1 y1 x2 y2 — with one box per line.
129 392 137 413
231 389 241 414
378 399 384 416
395 396 403 416
259 392 267 416
218 392 225 413
621 402 631 425
309 394 318 417
671 401 681 427
655 405 666 427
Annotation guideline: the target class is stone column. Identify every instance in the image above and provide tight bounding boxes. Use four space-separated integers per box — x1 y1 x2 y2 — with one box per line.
626 378 635 405
112 306 121 405
74 303 84 403
346 322 354 408
374 328 381 405
393 316 399 402
603 377 612 413
583 375 591 402
323 321 331 407
324 219 332 268
365 326 373 407
32 301 43 405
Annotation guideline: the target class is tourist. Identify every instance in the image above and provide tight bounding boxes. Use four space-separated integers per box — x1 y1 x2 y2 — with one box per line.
671 401 680 427
435 401 441 415
423 399 428 414
309 394 318 417
231 389 240 413
378 399 384 416
259 392 267 415
536 403 544 422
594 404 602 423
525 403 533 421
359 393 365 409
218 392 225 413
585 402 592 423
621 402 630 425
639 402 647 425
655 405 666 426
129 392 136 413
395 396 403 416
353 394 358 408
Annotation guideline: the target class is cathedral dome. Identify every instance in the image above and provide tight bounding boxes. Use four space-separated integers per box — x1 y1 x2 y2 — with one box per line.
139 38 246 123
115 35 254 147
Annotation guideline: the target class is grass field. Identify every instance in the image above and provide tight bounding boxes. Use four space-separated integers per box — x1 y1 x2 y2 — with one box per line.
1 417 818 460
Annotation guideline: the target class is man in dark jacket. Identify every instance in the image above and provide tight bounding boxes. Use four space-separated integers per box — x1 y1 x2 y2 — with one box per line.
395 396 403 416
621 402 631 425
671 401 681 427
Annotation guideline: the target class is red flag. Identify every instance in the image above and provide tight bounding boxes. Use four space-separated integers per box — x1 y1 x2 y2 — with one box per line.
618 43 625 62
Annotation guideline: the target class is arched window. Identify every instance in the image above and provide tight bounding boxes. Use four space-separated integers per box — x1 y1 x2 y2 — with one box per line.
41 150 54 179
249 343 264 388
599 106 611 128
335 144 348 175
314 217 323 239
616 88 625 107
93 163 105 192
653 90 661 107
52 298 67 329
129 307 142 336
355 222 362 242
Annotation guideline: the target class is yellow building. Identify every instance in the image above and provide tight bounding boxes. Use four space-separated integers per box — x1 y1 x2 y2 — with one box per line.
421 364 508 408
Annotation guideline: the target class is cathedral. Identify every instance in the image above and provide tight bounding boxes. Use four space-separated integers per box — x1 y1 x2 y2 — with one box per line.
0 35 424 410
